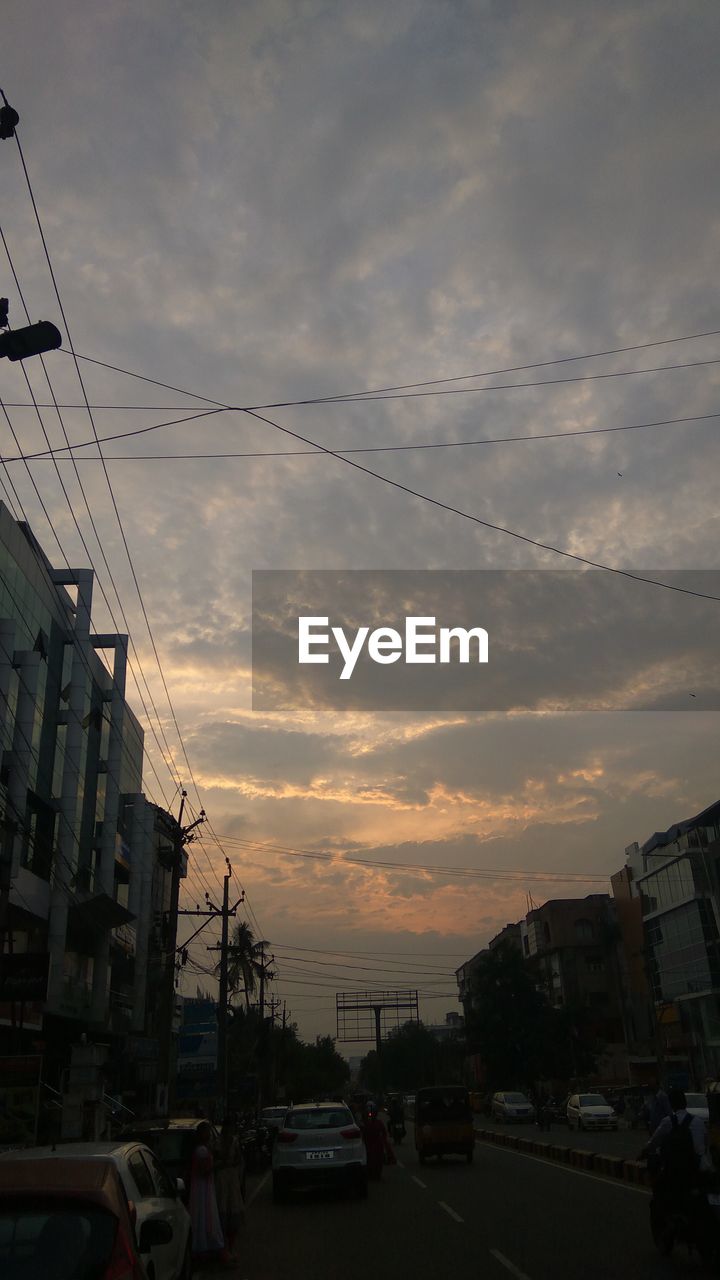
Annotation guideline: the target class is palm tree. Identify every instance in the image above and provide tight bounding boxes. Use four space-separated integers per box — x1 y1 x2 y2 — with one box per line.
224 920 270 1011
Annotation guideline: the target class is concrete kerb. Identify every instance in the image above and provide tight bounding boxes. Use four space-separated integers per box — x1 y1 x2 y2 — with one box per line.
474 1129 650 1187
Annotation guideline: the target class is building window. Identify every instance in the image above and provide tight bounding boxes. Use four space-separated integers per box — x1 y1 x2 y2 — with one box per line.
574 919 594 942
585 956 604 973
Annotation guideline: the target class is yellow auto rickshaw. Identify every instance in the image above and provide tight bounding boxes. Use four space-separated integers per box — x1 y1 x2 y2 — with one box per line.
414 1085 475 1164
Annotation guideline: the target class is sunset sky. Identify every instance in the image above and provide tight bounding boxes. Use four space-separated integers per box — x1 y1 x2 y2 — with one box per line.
2 1 719 1047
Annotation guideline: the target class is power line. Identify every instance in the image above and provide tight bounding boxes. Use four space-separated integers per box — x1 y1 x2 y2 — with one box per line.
9 120 226 902
57 326 720 410
5 408 718 465
242 406 720 603
208 833 611 883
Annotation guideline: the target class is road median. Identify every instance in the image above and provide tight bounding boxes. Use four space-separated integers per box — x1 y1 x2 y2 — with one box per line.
474 1127 649 1187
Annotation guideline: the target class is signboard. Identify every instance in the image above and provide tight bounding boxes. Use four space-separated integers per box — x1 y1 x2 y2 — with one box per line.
0 953 49 1002
336 990 420 1043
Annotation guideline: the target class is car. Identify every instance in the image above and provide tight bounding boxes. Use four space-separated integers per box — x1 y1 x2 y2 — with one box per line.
566 1092 618 1132
0 1141 192 1280
260 1106 289 1139
271 1101 367 1202
0 1153 152 1280
491 1091 535 1123
684 1092 710 1125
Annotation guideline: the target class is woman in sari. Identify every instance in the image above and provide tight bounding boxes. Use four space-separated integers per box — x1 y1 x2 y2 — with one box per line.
214 1116 245 1257
189 1121 227 1261
362 1102 393 1180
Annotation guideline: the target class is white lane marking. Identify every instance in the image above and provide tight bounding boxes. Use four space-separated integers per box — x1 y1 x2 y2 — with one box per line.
246 1170 271 1206
490 1248 531 1279
477 1142 650 1195
438 1200 464 1223
412 1175 427 1189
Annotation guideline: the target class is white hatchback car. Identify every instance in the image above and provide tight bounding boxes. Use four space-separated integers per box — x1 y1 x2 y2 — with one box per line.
491 1091 535 1123
0 1141 192 1279
272 1102 367 1202
567 1093 618 1132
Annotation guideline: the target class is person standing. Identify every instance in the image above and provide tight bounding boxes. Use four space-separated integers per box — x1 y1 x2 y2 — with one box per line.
362 1102 393 1180
189 1122 227 1262
214 1117 246 1258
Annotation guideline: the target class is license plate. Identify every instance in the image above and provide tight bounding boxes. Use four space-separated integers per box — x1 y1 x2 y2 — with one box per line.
306 1150 334 1161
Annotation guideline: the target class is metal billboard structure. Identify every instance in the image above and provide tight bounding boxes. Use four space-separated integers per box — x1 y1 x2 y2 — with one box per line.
336 990 420 1062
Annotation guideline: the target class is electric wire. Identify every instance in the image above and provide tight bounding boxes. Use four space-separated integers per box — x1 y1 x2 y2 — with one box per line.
58 326 720 410
5 129 227 907
4 408 718 465
242 406 720 603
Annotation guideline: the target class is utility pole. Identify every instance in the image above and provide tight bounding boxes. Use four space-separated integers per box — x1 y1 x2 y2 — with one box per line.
157 791 206 1112
217 862 231 1117
203 868 244 1121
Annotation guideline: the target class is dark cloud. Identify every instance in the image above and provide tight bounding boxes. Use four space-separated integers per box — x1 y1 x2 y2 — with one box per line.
3 0 719 1041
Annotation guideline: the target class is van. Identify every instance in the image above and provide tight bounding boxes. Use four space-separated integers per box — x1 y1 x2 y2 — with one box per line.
414 1085 475 1164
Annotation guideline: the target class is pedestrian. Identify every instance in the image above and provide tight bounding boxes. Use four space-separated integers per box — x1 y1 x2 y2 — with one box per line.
648 1082 672 1133
362 1102 393 1180
189 1121 228 1264
214 1116 245 1259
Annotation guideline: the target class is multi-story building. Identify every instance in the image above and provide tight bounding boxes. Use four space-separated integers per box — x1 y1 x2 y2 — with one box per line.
0 503 184 1100
624 799 720 1086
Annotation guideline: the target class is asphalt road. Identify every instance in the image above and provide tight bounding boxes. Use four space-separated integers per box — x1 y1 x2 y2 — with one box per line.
197 1139 715 1280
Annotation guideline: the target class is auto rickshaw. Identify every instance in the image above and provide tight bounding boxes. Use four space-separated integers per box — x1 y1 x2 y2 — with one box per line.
414 1085 475 1164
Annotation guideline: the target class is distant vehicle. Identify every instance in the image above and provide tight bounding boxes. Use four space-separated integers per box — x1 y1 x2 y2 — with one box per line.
0 1141 192 1280
567 1093 618 1132
683 1092 710 1125
260 1106 289 1138
272 1102 367 1202
415 1085 475 1163
491 1092 535 1123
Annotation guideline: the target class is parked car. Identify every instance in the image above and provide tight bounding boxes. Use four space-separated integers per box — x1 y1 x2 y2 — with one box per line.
0 1141 191 1280
684 1092 710 1125
567 1092 618 1132
491 1091 535 1123
272 1101 367 1202
0 1153 151 1280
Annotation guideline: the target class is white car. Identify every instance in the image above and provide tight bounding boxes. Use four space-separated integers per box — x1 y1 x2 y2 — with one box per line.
567 1093 618 1132
272 1102 367 1202
684 1092 710 1125
491 1091 535 1123
0 1141 192 1279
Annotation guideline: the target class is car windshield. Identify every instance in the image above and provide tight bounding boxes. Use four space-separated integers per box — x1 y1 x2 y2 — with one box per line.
505 1094 528 1104
286 1109 352 1130
579 1095 608 1107
0 1200 117 1280
685 1094 707 1108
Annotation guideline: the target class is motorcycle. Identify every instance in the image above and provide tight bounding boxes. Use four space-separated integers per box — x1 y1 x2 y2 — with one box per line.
390 1118 406 1145
643 1154 720 1266
238 1118 272 1172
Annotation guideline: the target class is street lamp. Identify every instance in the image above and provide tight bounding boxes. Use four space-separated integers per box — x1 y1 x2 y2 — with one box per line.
0 319 62 361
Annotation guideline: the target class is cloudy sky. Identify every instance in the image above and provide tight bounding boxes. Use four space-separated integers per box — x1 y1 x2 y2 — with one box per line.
2 0 719 1046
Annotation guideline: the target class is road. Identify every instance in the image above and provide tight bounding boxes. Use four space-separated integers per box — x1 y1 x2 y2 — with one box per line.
197 1138 713 1280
